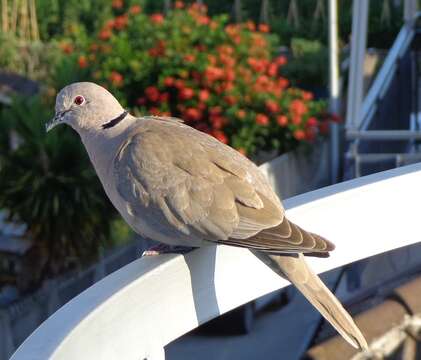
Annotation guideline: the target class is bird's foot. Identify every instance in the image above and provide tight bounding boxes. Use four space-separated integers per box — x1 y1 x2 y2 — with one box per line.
141 243 196 257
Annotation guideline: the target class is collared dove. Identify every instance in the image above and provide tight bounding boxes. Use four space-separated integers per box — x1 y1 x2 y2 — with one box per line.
47 82 368 350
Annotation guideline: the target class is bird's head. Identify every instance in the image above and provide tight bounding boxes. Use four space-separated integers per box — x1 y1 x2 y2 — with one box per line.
46 82 127 134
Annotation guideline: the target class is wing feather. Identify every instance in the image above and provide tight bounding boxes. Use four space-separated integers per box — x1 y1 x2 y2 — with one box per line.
114 117 333 254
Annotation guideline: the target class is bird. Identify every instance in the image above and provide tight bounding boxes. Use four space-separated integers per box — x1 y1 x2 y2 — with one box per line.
46 82 368 350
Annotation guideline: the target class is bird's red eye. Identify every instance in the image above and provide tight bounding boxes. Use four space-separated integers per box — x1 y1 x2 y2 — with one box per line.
74 95 85 105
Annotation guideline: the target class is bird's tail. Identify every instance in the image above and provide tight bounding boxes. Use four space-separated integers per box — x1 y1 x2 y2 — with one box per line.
253 251 368 350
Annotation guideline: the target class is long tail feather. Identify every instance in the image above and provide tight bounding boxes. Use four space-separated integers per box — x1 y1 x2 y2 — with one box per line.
253 251 368 350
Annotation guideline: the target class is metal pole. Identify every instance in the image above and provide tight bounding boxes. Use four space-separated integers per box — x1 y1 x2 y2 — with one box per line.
404 0 417 22
234 0 242 23
345 1 369 129
328 0 340 183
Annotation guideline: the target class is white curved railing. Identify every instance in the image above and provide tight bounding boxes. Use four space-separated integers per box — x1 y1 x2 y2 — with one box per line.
11 163 421 360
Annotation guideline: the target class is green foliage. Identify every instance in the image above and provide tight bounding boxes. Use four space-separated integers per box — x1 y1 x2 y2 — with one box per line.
35 0 113 40
283 38 328 88
0 33 63 81
0 96 116 285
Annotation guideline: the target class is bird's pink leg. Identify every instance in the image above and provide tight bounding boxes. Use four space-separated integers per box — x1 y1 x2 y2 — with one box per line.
141 243 196 256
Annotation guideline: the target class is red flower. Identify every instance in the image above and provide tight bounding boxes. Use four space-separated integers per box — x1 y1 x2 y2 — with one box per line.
302 91 314 101
276 115 288 127
305 128 316 142
247 58 266 73
277 78 289 90
60 42 74 54
150 13 164 24
267 63 278 77
225 69 235 82
77 55 88 69
237 147 247 156
306 117 318 127
183 54 196 63
136 97 146 105
164 77 175 87
109 71 123 87
213 130 228 144
175 1 184 9
210 115 226 129
112 0 123 9
209 106 222 116
130 5 142 14
258 23 270 33
292 115 302 125
185 107 201 121
256 114 269 126
194 15 210 25
319 122 330 135
275 55 287 66
150 107 160 115
104 19 115 30
236 109 246 119
204 66 224 82
290 99 308 116
114 15 128 30
145 86 160 102
174 79 185 89
148 40 166 57
99 29 112 41
159 92 169 102
199 89 210 102
265 100 279 113
245 20 255 31
179 87 194 100
224 95 236 106
293 129 305 140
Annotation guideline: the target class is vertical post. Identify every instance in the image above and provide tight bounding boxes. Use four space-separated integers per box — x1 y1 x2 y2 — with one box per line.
163 0 171 15
94 257 106 282
328 0 340 183
234 0 242 23
29 0 38 41
44 279 60 316
345 0 369 129
2 0 9 32
260 0 269 24
0 312 15 359
404 0 417 23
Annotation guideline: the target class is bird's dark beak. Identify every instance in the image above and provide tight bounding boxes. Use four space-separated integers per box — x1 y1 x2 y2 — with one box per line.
46 110 69 132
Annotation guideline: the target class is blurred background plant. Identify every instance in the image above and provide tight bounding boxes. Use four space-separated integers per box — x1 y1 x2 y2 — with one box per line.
76 3 334 157
0 95 120 291
0 0 404 290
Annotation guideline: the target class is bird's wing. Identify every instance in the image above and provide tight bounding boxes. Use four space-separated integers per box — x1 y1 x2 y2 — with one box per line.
114 118 331 254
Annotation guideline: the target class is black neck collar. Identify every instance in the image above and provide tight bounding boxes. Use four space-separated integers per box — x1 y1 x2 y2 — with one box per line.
102 110 129 129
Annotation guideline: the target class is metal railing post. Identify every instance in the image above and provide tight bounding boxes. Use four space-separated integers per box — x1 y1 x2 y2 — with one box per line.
404 0 417 22
346 1 369 130
328 0 340 183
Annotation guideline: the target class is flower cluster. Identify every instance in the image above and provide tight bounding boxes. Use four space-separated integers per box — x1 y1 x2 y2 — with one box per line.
75 1 338 158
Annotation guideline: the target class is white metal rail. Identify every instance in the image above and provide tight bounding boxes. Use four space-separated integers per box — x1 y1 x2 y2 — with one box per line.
10 163 421 360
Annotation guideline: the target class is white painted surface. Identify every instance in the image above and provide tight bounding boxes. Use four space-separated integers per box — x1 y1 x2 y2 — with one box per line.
11 163 421 360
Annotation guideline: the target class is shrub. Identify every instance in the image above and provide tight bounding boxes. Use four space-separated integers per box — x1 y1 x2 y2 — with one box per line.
74 2 337 158
0 96 116 288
